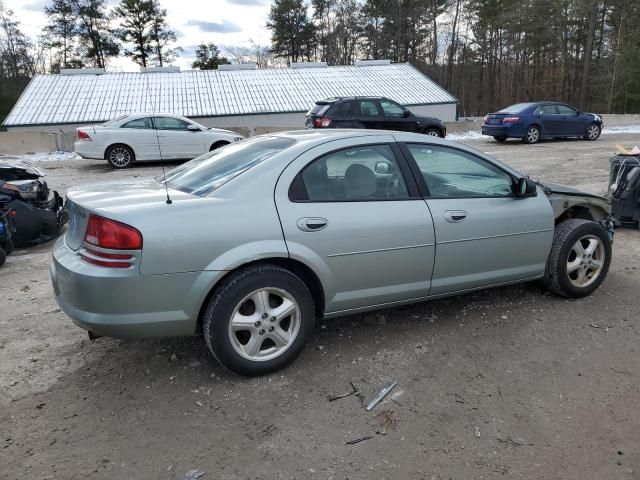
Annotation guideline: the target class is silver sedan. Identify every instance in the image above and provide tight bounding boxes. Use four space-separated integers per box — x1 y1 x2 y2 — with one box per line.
51 130 613 375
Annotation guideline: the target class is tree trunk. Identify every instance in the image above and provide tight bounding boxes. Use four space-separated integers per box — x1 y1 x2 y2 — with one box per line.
579 0 597 109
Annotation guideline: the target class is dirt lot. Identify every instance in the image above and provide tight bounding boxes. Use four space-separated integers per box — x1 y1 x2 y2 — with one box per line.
1 134 639 480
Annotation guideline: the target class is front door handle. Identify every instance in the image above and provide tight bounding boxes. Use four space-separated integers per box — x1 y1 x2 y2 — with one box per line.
444 210 467 223
297 217 328 232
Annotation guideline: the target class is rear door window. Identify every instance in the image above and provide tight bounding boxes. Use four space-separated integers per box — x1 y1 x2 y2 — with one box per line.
331 101 353 117
536 105 558 115
359 100 381 117
121 117 153 129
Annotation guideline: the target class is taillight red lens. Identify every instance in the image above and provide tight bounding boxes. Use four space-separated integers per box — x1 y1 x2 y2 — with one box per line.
84 214 142 250
314 116 332 128
77 130 91 140
502 116 520 123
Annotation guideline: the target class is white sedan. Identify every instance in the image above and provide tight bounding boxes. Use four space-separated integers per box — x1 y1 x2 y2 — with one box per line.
74 113 244 168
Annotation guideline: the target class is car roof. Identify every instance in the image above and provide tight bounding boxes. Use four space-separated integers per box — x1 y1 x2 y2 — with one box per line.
316 96 387 104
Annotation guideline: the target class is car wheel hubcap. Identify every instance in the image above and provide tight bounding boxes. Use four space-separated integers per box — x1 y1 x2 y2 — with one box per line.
567 235 605 288
110 148 130 166
527 128 539 142
426 130 439 137
228 288 301 362
588 126 599 139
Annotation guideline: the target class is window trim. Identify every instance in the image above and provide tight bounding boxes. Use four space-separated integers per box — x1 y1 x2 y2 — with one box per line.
399 142 518 200
288 142 421 203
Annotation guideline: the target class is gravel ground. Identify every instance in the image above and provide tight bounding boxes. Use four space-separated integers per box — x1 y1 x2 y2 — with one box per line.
1 134 639 480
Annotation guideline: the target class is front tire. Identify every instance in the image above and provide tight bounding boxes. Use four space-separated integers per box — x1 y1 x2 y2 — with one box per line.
203 264 315 376
523 125 541 144
423 127 442 137
584 123 601 141
106 145 134 169
543 219 611 298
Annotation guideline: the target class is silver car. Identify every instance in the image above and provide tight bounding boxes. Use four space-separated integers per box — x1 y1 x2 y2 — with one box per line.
51 130 614 375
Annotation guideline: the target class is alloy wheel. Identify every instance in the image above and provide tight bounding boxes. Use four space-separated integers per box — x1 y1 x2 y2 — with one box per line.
109 147 131 167
426 130 439 137
587 125 600 140
228 288 301 362
566 234 605 288
526 127 539 143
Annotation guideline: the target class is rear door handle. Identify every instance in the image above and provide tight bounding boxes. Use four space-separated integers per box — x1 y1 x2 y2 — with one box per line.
444 210 467 223
297 217 328 232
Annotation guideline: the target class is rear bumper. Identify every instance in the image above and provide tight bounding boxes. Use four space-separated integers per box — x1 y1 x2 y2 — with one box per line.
50 237 224 339
481 124 525 137
74 141 103 160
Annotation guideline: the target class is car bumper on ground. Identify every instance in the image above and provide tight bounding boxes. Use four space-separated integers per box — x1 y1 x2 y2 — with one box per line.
50 236 223 339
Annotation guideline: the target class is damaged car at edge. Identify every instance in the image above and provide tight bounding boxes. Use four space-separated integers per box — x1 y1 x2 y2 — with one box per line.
50 130 614 376
0 159 66 248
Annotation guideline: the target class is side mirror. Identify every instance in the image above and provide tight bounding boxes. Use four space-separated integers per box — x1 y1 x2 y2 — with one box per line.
374 161 395 175
402 110 411 117
187 124 201 132
515 177 537 197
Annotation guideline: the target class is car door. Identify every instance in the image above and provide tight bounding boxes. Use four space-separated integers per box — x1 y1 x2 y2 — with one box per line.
401 142 554 296
116 116 160 160
357 99 384 130
555 104 584 136
379 99 415 132
153 116 203 159
275 135 436 314
535 104 560 136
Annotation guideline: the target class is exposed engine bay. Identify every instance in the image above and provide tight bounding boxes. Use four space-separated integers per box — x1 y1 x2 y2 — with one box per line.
0 159 66 247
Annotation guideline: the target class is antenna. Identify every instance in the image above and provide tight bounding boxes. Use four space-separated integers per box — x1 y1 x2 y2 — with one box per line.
161 166 172 204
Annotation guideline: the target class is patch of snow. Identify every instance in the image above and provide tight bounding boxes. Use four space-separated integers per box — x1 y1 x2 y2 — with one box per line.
446 130 485 141
601 125 640 135
0 151 81 162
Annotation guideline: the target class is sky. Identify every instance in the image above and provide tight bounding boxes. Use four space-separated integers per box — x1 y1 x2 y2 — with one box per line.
5 0 273 71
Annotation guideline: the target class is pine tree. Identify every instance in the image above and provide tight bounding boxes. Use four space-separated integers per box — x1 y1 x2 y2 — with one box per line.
113 0 155 68
266 0 315 64
191 42 228 70
149 1 180 67
76 0 119 68
43 0 80 69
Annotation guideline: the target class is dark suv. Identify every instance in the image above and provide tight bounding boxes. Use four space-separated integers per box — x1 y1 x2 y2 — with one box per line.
305 97 446 137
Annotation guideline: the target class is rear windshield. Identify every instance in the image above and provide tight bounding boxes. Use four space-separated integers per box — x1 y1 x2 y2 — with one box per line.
497 103 535 114
163 137 295 196
101 115 128 126
308 103 330 116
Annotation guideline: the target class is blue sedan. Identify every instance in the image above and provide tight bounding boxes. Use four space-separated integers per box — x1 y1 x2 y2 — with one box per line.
481 102 603 144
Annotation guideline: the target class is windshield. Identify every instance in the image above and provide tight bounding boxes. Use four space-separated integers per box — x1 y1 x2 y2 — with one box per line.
162 136 295 196
497 103 535 114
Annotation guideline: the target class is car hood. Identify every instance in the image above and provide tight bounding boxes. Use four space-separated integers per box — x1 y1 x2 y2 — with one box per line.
537 180 606 200
207 127 238 136
0 158 47 179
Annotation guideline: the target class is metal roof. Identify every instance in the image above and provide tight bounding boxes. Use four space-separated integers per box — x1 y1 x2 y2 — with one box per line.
3 63 457 127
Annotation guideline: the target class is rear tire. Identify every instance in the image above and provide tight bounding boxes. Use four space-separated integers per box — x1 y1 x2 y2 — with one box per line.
543 219 611 298
106 145 134 169
0 247 5 267
203 264 315 376
523 125 541 144
584 123 601 141
493 136 507 142
209 141 229 151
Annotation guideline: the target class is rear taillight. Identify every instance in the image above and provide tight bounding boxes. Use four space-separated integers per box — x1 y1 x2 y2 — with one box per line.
314 116 332 128
502 116 520 123
84 214 142 250
77 130 91 140
80 215 142 268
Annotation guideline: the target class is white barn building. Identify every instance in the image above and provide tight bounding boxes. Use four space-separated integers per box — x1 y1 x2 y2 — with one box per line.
2 61 458 137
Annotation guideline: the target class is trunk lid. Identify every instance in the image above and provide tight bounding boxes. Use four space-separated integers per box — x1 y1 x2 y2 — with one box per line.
485 113 510 125
64 178 192 251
